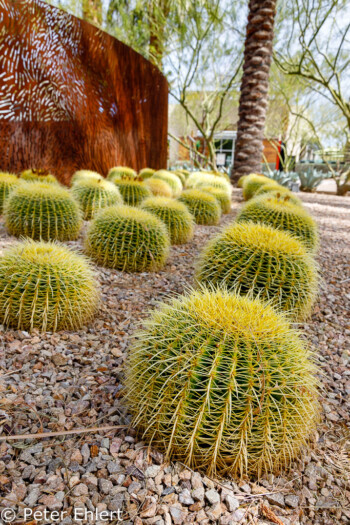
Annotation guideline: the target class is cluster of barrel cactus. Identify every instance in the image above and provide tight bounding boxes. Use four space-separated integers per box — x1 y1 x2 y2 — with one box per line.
0 162 322 480
85 205 170 272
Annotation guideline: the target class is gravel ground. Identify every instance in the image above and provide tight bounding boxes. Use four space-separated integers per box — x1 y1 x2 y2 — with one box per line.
0 189 349 525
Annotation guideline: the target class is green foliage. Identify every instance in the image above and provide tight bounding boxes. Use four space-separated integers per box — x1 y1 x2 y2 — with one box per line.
152 170 183 197
255 184 303 206
0 239 99 332
236 194 319 253
200 186 231 214
5 182 82 241
196 222 318 320
178 189 221 225
71 170 103 186
0 172 21 214
242 174 276 200
145 177 173 197
139 168 156 180
113 179 151 206
71 179 123 220
21 169 59 185
297 168 327 192
86 205 170 271
107 166 137 182
141 196 194 245
126 288 319 477
264 170 299 187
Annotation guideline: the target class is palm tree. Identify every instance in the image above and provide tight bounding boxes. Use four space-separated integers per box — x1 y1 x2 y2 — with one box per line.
231 0 277 183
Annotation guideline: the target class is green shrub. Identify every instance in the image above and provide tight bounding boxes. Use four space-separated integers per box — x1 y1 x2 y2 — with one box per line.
71 170 103 186
242 174 275 200
178 189 221 225
107 166 137 182
145 177 173 198
86 205 170 271
236 194 319 252
0 239 99 332
152 170 183 197
5 182 82 241
200 186 231 214
21 169 58 185
0 172 21 214
141 196 194 244
126 288 319 477
113 179 151 206
196 222 318 320
71 179 122 220
139 168 156 180
254 184 303 206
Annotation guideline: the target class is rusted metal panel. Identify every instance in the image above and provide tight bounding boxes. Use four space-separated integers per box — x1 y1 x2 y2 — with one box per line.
0 0 168 184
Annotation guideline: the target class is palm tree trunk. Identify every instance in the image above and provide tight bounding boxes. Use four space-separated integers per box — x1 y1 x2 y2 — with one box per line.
231 0 277 183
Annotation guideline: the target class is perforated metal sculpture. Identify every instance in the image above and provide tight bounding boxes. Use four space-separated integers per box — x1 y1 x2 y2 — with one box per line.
0 0 168 184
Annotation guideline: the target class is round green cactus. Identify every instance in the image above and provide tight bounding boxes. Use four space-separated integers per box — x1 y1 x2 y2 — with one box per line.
178 189 221 225
0 172 21 214
187 172 232 196
107 166 137 182
172 170 186 186
237 174 248 188
141 196 194 245
21 169 59 185
196 221 318 320
0 239 99 332
152 170 183 197
5 182 82 241
242 174 275 200
236 194 319 252
200 186 231 214
86 205 170 272
71 179 123 220
113 179 151 206
254 184 303 206
139 168 156 180
145 177 173 198
71 170 104 186
126 288 319 478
